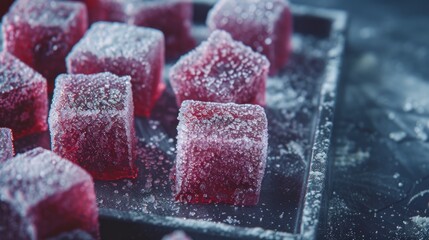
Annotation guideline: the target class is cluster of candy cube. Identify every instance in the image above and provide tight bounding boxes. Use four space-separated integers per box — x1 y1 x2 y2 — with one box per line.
0 0 292 237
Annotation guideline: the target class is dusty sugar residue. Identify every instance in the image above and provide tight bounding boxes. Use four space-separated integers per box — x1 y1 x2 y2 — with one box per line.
334 138 370 168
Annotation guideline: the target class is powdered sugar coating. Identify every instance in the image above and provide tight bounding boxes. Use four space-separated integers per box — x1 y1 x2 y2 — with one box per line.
175 100 268 205
54 73 130 111
68 22 163 59
2 0 88 91
0 52 48 138
0 148 99 239
5 0 84 27
67 22 165 117
98 0 194 59
49 72 137 180
169 30 269 107
207 0 292 74
0 128 14 162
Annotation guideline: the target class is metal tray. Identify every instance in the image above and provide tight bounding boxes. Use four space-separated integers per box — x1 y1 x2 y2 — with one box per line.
11 2 346 240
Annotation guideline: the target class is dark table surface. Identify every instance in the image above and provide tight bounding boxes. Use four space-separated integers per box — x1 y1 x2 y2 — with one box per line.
289 0 429 239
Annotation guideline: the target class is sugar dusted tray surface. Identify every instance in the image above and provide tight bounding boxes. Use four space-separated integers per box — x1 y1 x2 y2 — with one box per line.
95 25 339 236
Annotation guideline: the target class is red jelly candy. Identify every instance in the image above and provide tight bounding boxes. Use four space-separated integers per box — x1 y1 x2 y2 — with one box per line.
169 30 270 107
0 52 48 139
57 0 104 23
0 148 99 239
2 0 88 92
99 0 195 59
207 0 292 75
67 22 165 117
175 100 268 206
49 72 137 180
0 128 14 162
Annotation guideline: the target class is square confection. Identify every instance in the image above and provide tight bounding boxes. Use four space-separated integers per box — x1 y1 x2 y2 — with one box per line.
57 0 104 23
2 0 88 92
0 52 48 139
67 22 165 117
98 0 195 59
0 148 99 239
175 100 268 206
207 0 292 75
0 128 14 162
49 72 137 180
169 30 270 107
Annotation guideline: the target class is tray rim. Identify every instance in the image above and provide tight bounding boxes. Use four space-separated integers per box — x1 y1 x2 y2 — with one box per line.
98 3 348 240
297 5 347 240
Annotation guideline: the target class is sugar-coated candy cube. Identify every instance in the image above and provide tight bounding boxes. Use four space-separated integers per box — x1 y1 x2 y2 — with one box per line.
99 0 195 59
2 0 88 92
0 128 14 162
162 230 192 240
57 0 104 23
169 30 270 107
0 52 48 139
175 100 268 206
67 22 165 117
0 148 99 239
207 0 292 75
49 73 137 180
